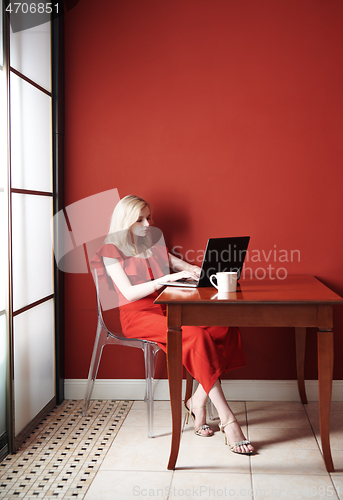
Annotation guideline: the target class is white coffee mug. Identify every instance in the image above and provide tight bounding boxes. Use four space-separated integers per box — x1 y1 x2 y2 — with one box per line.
209 272 237 293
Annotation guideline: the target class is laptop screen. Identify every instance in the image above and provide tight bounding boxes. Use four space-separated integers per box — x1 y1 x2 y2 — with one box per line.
198 236 250 287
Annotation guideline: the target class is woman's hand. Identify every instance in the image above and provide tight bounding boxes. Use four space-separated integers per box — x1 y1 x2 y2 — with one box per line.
187 264 201 278
169 254 201 279
160 270 197 283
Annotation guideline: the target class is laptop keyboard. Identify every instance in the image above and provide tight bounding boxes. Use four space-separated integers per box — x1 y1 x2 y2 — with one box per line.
176 278 199 285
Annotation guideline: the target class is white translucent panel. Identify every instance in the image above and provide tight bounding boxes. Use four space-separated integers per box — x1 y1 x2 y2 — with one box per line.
0 193 7 312
12 193 53 312
0 64 6 190
10 73 52 192
0 314 7 436
14 299 55 435
10 21 51 92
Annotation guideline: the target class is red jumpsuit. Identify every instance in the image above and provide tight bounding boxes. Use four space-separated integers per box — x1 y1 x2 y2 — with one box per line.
91 243 246 393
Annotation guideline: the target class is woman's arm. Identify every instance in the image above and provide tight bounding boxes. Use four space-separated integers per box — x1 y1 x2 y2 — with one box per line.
103 257 195 302
169 253 201 278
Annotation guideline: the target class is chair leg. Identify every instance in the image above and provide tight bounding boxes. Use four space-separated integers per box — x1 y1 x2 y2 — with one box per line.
143 345 160 402
82 321 107 417
144 343 159 438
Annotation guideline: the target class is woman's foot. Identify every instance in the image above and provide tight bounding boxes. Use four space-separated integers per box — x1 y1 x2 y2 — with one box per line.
220 418 254 455
185 398 214 437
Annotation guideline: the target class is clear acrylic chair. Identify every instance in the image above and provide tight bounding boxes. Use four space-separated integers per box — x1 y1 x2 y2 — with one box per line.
82 268 161 438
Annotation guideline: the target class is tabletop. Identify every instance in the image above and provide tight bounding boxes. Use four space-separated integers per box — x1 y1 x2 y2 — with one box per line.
155 275 343 305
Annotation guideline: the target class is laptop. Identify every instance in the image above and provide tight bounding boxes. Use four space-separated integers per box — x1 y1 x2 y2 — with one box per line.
160 236 250 287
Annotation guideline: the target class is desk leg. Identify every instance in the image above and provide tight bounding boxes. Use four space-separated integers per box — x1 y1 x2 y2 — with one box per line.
167 326 182 470
295 327 308 404
318 329 334 472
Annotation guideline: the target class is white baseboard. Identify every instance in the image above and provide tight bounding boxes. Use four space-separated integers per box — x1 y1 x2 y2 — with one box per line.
65 379 343 402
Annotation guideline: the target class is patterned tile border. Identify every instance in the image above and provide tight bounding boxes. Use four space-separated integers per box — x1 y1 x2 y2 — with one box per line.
0 400 132 499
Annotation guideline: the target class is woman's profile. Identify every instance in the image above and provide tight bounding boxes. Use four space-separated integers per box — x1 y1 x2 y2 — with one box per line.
91 194 254 455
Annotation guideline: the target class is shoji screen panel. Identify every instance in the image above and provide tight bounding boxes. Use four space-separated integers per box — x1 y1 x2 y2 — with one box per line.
0 172 7 448
10 22 51 91
11 194 53 313
9 20 55 442
10 73 52 192
0 180 7 453
0 315 7 442
13 300 54 434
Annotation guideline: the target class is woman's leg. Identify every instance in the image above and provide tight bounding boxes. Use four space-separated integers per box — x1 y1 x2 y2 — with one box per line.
208 380 254 454
123 313 251 448
185 384 213 437
189 380 254 453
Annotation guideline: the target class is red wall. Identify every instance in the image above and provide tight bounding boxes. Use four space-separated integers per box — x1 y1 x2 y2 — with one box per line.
64 0 343 382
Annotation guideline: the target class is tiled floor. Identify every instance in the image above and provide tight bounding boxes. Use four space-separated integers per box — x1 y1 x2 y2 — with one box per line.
1 400 343 499
0 400 132 499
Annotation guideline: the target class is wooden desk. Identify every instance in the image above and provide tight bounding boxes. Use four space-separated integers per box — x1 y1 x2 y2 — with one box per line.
155 275 343 472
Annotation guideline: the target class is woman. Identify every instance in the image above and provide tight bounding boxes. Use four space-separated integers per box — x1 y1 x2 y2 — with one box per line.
91 195 254 455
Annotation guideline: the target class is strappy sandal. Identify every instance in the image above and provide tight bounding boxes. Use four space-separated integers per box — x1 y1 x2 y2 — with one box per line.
219 419 254 455
184 399 214 437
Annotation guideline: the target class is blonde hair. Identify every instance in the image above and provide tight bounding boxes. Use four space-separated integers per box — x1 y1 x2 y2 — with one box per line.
105 195 152 256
